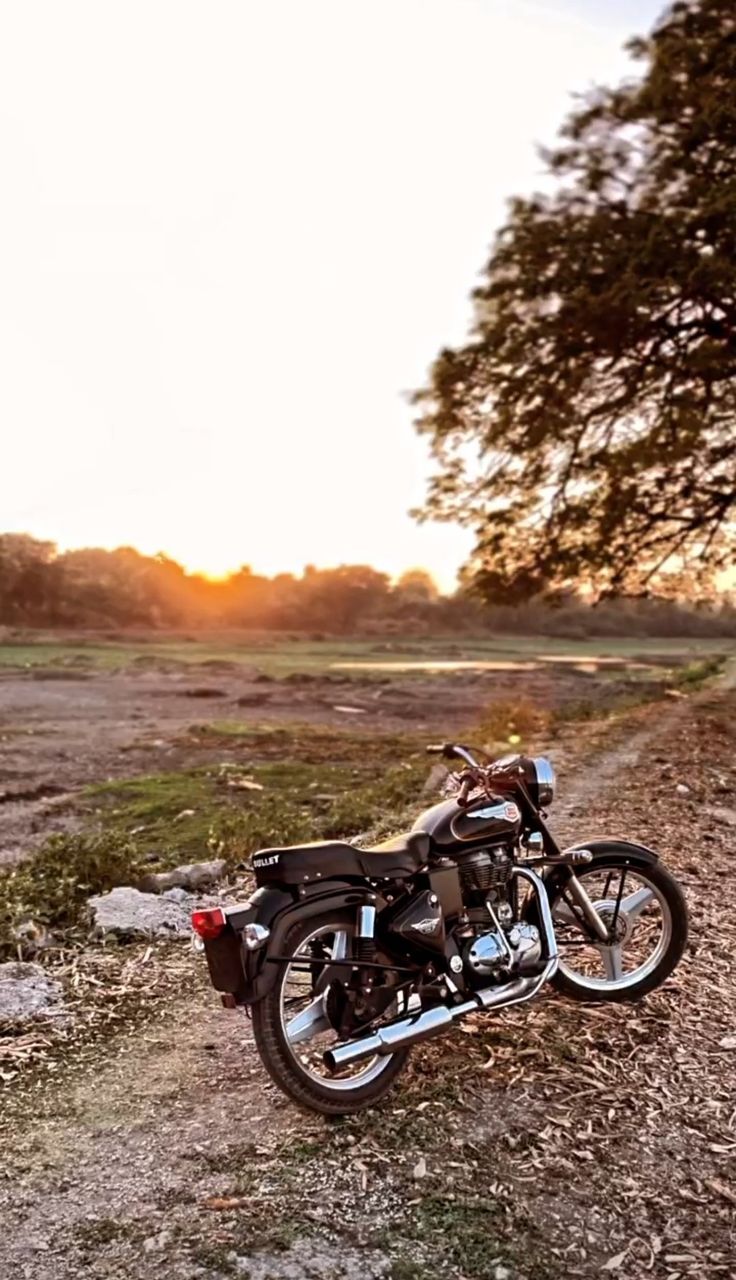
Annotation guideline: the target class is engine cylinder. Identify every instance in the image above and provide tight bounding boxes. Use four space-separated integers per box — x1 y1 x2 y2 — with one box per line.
458 848 512 897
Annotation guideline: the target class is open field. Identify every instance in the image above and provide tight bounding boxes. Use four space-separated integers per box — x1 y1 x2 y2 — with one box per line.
0 630 732 674
1 636 735 1278
1 668 735 1279
1 632 732 869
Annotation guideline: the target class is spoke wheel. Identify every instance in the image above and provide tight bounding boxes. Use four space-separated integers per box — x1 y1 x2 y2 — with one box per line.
546 852 688 1003
279 923 390 1091
251 909 410 1114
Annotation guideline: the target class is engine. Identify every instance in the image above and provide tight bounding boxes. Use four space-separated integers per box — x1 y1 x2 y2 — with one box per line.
454 845 542 983
462 922 542 979
457 847 513 899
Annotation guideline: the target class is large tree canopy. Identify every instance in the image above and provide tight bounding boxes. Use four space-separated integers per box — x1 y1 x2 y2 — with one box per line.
414 0 736 600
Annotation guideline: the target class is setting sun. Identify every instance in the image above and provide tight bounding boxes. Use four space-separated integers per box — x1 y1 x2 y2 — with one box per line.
1 0 654 592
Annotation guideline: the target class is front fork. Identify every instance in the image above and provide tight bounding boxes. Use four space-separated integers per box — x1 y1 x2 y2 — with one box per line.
564 873 611 942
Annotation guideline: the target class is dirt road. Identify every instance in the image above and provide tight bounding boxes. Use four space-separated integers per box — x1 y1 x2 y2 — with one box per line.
1 680 735 1279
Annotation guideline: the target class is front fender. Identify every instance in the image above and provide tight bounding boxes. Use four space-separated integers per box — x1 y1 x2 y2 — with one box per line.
523 838 660 922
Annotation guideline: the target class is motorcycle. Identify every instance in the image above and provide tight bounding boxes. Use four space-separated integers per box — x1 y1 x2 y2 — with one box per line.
192 743 688 1114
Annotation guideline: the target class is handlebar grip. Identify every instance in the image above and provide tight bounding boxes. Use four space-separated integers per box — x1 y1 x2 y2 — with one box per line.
426 743 455 758
456 777 474 807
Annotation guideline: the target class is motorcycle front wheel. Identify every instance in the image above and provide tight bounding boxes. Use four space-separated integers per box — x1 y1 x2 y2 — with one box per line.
547 850 688 1002
251 909 409 1114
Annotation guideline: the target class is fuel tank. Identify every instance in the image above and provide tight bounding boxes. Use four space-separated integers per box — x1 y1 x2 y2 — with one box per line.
412 794 522 852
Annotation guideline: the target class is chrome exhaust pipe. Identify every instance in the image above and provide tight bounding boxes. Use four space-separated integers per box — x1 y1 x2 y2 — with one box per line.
324 1002 471 1072
324 969 552 1073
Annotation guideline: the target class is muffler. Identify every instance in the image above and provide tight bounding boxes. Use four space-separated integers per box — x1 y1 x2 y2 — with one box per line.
323 969 551 1073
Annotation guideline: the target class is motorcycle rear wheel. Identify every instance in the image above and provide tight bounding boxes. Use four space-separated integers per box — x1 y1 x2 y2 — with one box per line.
251 909 409 1114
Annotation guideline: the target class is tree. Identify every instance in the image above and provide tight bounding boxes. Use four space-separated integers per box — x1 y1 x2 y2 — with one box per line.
414 0 736 601
0 534 60 623
299 565 391 632
395 569 439 603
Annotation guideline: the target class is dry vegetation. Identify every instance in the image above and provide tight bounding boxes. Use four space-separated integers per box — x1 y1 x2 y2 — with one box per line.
0 638 734 1279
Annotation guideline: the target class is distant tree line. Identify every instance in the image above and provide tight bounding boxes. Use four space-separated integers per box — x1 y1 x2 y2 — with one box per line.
1 534 735 638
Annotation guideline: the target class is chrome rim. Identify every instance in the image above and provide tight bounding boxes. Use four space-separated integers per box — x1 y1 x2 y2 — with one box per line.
279 923 394 1091
552 866 672 992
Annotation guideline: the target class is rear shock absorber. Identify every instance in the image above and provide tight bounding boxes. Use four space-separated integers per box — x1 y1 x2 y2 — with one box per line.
355 904 377 963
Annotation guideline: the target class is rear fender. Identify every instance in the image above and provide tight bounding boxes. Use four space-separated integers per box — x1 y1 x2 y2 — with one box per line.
206 881 381 1006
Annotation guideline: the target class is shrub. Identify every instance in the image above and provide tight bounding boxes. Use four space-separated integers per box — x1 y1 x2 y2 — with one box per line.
0 831 141 959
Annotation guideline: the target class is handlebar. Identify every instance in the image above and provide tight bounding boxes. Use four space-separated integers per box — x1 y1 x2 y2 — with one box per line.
456 775 475 807
428 742 524 807
426 742 483 769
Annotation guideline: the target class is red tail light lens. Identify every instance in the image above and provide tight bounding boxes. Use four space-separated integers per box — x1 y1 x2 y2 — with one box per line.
191 907 226 940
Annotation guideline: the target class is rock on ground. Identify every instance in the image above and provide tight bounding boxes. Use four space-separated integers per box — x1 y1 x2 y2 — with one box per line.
88 886 197 939
137 859 227 894
0 961 65 1025
229 1240 391 1279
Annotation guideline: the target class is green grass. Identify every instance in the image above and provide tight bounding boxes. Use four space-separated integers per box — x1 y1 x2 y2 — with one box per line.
0 830 143 957
0 727 428 959
0 633 732 676
88 740 427 865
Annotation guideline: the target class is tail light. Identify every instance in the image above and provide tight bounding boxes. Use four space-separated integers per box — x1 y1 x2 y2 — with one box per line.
191 907 226 940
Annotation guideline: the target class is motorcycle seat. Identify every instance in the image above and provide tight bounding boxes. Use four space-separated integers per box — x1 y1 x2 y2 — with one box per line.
252 830 430 886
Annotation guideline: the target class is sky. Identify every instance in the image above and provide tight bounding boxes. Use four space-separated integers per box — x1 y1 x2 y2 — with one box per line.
0 0 667 590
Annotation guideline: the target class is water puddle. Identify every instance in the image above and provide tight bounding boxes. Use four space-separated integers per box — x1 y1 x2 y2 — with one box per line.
332 656 651 674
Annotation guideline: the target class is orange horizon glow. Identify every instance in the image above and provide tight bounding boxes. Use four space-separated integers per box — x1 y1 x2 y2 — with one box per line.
1 1 668 595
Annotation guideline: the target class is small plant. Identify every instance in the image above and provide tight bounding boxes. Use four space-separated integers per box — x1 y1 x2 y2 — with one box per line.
476 699 549 751
0 830 141 959
672 656 725 690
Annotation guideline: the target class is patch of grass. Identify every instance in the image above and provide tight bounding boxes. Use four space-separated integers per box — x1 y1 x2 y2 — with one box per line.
409 1195 560 1280
672 655 726 689
189 1216 300 1271
390 1261 434 1280
70 1215 146 1250
85 769 219 861
86 726 427 866
1 729 428 958
0 831 142 959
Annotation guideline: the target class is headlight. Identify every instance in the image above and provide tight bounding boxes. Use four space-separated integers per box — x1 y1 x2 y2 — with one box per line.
529 756 556 808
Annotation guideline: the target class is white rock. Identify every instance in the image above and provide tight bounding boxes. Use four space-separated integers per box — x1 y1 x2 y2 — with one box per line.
137 859 227 894
88 886 196 939
675 783 690 797
0 961 65 1025
176 859 227 890
705 805 736 829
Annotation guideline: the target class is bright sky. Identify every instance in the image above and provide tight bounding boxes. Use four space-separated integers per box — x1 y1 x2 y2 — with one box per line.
0 0 665 590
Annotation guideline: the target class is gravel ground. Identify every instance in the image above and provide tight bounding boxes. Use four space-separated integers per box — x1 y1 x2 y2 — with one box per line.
0 678 734 1279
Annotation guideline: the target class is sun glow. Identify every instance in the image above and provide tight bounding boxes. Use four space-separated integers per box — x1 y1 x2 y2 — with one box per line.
1 1 663 590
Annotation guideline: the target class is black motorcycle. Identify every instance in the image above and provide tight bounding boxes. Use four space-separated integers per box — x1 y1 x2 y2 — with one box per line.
192 744 688 1114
